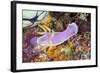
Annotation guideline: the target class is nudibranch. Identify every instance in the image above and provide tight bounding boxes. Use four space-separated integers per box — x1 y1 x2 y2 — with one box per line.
30 23 78 48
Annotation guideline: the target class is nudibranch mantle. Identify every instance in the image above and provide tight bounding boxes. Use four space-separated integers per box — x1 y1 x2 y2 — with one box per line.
30 23 78 47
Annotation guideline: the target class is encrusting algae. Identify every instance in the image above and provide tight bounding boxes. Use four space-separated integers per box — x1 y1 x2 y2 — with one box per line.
22 11 91 63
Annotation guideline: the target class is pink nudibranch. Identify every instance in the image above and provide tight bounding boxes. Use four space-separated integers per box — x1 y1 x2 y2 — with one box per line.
30 23 78 47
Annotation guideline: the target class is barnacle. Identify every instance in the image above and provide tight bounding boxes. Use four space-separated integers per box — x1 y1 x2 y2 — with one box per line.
41 15 53 27
36 32 46 35
43 25 51 32
38 24 47 33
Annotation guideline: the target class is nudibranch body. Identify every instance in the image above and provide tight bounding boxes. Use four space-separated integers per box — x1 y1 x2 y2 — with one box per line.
30 23 78 48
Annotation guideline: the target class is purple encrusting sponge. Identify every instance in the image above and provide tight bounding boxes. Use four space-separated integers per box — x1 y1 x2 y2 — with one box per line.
30 23 78 47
